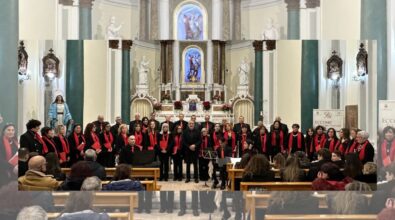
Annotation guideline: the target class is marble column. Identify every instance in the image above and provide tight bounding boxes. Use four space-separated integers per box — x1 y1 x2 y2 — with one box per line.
301 40 319 131
173 41 180 100
304 0 320 39
121 40 133 123
139 0 148 40
166 41 173 84
361 0 387 101
0 0 18 126
206 40 214 101
150 0 159 40
159 0 170 39
212 40 220 84
219 41 226 85
66 41 84 124
160 41 167 84
79 0 94 39
212 0 223 40
253 41 264 124
233 0 241 40
285 0 301 39
222 0 231 40
388 0 395 99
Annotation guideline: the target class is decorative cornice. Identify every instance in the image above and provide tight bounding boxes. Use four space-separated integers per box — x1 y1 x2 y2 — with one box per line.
285 0 300 10
109 40 119 49
121 40 133 50
253 40 264 51
305 0 320 8
241 0 282 9
79 0 95 8
59 0 74 6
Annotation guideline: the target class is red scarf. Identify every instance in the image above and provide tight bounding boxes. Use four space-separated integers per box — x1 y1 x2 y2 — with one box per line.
213 132 220 150
221 147 224 158
260 134 267 153
159 133 169 150
73 132 86 151
314 134 326 152
288 132 302 152
130 144 142 152
2 137 14 161
134 131 143 146
148 132 157 150
224 131 236 157
173 135 182 154
90 132 101 151
357 141 369 161
42 136 58 155
241 133 247 145
307 136 314 153
35 132 48 154
58 135 69 162
103 132 113 150
200 136 209 156
382 140 395 167
271 130 284 152
347 140 358 154
327 138 337 152
205 122 210 130
121 133 128 146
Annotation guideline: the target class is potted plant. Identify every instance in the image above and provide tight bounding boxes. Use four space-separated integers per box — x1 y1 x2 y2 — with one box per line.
222 103 231 112
174 101 183 110
203 101 211 111
153 103 162 111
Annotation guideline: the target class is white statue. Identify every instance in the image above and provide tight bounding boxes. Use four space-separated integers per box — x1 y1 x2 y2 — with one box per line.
262 18 279 40
238 57 250 86
107 16 123 40
138 56 150 85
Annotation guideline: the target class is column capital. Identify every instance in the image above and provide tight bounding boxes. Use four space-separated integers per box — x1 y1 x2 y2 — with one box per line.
285 0 300 10
121 40 133 50
109 40 119 49
59 0 74 6
305 0 320 8
253 40 264 52
79 0 94 8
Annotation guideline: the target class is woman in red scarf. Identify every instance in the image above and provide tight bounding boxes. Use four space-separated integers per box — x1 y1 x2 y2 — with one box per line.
157 123 172 181
335 128 351 155
133 123 145 148
99 122 115 167
67 124 85 166
253 126 270 157
314 125 327 155
354 130 374 164
199 127 213 182
115 124 129 154
237 125 252 156
305 128 315 160
41 127 58 156
147 120 158 151
346 128 361 155
212 124 223 151
224 123 237 157
172 125 183 181
0 124 18 166
287 124 305 154
379 126 395 169
324 128 338 153
141 117 150 133
84 123 102 154
54 125 70 167
270 120 285 158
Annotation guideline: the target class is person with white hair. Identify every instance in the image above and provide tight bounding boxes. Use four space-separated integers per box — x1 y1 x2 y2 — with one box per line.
16 206 47 220
348 130 375 164
81 176 102 191
84 149 106 180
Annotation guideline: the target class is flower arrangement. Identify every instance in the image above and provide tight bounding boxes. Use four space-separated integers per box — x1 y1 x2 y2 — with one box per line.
203 101 211 111
222 104 231 112
153 103 162 111
174 101 183 110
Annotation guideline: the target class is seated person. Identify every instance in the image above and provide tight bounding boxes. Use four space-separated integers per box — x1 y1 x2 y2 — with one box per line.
370 162 395 213
356 162 377 183
18 155 60 191
84 149 106 180
308 148 333 181
18 148 29 177
16 206 47 220
272 153 285 169
57 192 110 220
103 164 144 191
45 152 66 181
331 150 345 168
312 162 353 190
81 176 102 191
281 156 307 182
294 151 310 169
59 161 93 191
242 154 275 183
377 198 395 220
266 191 320 214
328 181 371 214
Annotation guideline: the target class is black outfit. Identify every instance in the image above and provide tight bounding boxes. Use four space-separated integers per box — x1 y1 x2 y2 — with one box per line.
85 160 106 180
287 132 305 154
67 133 84 166
253 133 271 157
160 191 174 213
200 121 215 134
98 132 115 167
18 160 28 177
213 144 232 188
53 135 70 167
307 159 333 181
92 120 105 135
59 176 85 191
157 133 172 180
199 191 216 213
199 135 212 181
270 129 286 158
172 134 183 181
119 144 142 165
237 132 252 156
42 137 58 155
160 121 174 133
115 134 129 154
233 123 251 134
270 122 289 136
356 141 375 164
129 120 141 134
20 130 44 154
179 191 199 215
173 120 188 132
182 128 201 181
110 123 121 139
332 160 345 169
305 135 315 160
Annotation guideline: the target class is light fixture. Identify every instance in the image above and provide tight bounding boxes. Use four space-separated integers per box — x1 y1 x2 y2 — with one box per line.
327 50 343 82
42 48 60 82
18 41 30 84
353 43 368 83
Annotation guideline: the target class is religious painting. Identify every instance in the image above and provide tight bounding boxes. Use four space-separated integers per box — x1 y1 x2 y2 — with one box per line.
326 50 343 80
183 46 203 83
345 105 358 129
176 4 204 41
42 48 60 80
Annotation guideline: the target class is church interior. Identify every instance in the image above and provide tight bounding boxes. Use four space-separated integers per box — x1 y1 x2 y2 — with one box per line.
0 0 394 220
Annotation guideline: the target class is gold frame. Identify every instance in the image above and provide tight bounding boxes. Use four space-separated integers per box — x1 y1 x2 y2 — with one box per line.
181 45 205 85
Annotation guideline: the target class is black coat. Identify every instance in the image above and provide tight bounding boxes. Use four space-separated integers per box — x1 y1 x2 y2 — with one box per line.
86 161 106 180
92 120 105 135
67 133 85 164
182 128 201 163
119 144 143 165
253 133 271 155
110 123 121 138
216 145 233 159
157 133 173 155
233 123 251 134
174 120 188 131
129 120 142 134
287 132 306 153
356 141 375 164
20 130 44 154
200 121 215 134
160 121 175 133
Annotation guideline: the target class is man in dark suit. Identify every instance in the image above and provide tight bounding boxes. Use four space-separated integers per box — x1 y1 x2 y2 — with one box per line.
93 115 105 135
110 116 122 137
129 113 142 134
233 116 251 134
160 115 174 132
200 114 215 135
150 112 160 132
20 119 44 154
190 114 201 131
174 113 188 132
182 120 201 183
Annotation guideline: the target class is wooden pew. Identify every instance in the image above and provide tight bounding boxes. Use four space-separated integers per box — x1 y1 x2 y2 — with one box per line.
52 192 137 220
47 212 130 220
240 182 313 191
264 215 376 220
61 167 160 190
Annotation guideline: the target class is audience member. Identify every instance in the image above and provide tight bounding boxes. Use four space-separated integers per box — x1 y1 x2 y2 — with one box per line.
282 156 306 182
103 164 144 191
308 148 333 181
18 148 30 177
84 149 106 180
16 206 47 220
242 154 275 182
81 176 102 191
331 150 345 168
312 162 352 190
59 161 93 191
45 152 66 181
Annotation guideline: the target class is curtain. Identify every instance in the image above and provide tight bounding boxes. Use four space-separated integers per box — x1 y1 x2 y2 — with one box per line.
131 99 152 118
233 100 254 126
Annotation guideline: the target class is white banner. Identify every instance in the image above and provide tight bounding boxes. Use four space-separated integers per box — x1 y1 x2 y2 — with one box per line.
313 109 345 131
379 100 395 131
